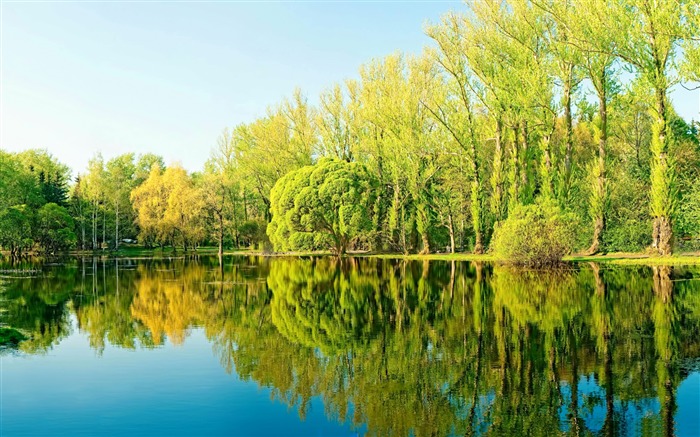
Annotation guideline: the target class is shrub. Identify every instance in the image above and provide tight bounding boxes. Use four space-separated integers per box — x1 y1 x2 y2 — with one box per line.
491 199 577 266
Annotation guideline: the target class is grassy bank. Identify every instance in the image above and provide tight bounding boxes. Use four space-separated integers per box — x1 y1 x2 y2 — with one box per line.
565 252 700 265
64 246 700 266
361 252 700 265
227 249 700 265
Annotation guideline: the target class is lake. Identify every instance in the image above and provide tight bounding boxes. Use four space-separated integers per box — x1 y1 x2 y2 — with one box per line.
2 255 700 436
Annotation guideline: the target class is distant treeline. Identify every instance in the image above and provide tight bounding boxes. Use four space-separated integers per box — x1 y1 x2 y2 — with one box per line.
1 0 699 257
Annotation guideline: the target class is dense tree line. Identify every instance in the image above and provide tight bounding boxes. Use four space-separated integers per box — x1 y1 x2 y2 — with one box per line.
0 150 75 255
2 0 699 257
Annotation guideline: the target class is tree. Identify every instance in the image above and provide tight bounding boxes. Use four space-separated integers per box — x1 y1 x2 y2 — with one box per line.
267 158 377 255
15 149 71 206
130 163 168 248
233 95 315 221
316 83 359 162
427 19 487 253
105 154 136 250
161 165 206 250
562 0 618 254
610 0 686 255
0 205 33 256
36 203 77 253
356 53 446 253
84 154 107 250
681 1 700 82
131 163 205 251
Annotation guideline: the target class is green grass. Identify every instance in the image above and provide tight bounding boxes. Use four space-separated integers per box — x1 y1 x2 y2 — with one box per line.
356 252 497 262
565 253 700 265
69 246 700 266
72 246 256 257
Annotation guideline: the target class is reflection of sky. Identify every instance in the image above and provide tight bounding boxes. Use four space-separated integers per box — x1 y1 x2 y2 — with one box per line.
5 295 700 436
677 373 700 437
556 373 700 436
4 316 364 436
559 375 660 436
4 315 700 436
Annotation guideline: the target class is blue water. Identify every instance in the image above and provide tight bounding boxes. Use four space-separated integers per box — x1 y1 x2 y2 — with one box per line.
3 317 363 436
2 256 700 436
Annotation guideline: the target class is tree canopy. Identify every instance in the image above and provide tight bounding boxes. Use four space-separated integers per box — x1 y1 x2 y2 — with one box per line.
268 158 377 254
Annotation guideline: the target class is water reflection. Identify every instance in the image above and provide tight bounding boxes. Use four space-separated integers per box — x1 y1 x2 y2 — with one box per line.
3 256 700 435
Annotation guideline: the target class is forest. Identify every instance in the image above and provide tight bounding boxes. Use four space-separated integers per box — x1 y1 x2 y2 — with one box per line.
1 0 699 261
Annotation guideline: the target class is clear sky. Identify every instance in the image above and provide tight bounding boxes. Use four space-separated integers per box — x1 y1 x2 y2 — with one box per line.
2 1 698 178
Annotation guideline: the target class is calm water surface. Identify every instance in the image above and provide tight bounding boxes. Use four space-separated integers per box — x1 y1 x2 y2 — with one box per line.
2 256 700 436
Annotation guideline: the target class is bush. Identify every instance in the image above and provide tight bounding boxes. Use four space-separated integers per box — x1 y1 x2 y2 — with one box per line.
491 199 577 266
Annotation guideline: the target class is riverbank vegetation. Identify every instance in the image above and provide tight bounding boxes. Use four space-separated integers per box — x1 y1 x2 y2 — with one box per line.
1 0 699 263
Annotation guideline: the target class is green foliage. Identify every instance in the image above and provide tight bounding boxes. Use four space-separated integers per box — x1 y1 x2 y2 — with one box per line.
268 158 377 254
36 203 77 253
491 199 577 265
649 119 677 220
0 205 33 255
0 327 27 349
130 164 205 250
237 220 266 248
677 179 700 250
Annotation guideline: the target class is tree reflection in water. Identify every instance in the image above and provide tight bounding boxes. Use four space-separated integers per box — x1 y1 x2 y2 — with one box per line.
3 256 699 436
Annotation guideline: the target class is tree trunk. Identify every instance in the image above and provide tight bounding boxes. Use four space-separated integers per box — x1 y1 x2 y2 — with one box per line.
78 201 86 251
448 212 455 254
490 116 505 222
218 211 224 257
508 127 521 209
587 77 608 255
92 202 97 250
418 230 430 255
650 87 673 255
520 121 529 192
588 217 604 255
541 134 554 200
562 67 574 201
243 190 248 221
102 206 106 250
455 103 484 254
81 216 86 251
653 216 673 256
115 202 119 251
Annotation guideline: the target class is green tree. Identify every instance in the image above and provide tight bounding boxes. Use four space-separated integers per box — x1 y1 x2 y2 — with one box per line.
105 154 136 250
563 0 618 254
0 205 33 256
36 203 77 253
131 163 205 251
268 158 377 255
610 0 686 255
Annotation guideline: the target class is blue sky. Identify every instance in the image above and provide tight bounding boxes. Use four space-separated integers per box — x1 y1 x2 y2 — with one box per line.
2 1 698 176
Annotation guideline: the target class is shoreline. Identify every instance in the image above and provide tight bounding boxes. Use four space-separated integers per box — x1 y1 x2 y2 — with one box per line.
54 247 700 266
